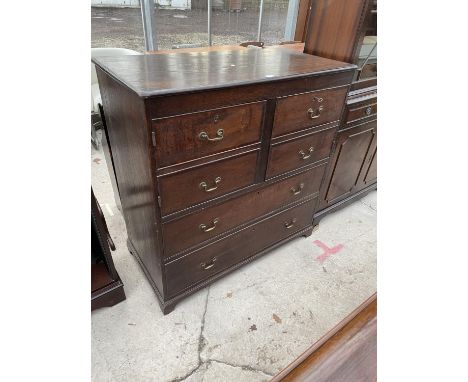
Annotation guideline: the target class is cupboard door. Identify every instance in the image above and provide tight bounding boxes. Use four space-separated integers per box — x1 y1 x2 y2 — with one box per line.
360 146 377 187
319 121 376 209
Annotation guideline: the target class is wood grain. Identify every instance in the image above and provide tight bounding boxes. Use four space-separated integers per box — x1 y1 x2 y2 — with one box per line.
272 293 377 382
92 47 356 97
158 151 258 216
153 101 264 168
303 0 371 64
164 199 316 297
319 121 376 208
162 164 326 257
96 68 165 295
267 128 336 178
273 86 348 137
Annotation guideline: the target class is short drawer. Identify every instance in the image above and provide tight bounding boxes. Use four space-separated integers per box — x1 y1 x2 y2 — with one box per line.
164 199 315 297
266 128 336 178
162 163 326 256
153 101 265 167
159 151 258 215
346 101 377 124
272 86 348 137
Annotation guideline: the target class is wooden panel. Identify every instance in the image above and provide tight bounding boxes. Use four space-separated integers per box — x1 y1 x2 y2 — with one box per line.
96 68 164 296
147 71 355 119
362 148 377 186
294 0 312 42
321 121 376 207
267 128 335 178
159 151 258 216
165 199 315 297
92 48 356 97
91 263 114 292
271 294 377 382
163 164 326 256
273 86 348 137
153 102 264 168
303 0 371 63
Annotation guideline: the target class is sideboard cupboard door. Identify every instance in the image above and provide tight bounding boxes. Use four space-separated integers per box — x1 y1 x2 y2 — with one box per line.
319 121 376 209
360 141 377 188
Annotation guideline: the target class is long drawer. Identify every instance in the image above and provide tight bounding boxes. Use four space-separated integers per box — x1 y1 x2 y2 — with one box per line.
266 128 335 178
162 164 326 256
158 151 258 215
164 199 315 297
272 86 348 137
153 101 265 167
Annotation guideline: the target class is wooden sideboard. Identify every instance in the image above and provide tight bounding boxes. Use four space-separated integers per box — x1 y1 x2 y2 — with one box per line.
93 48 355 314
315 81 377 221
301 0 377 222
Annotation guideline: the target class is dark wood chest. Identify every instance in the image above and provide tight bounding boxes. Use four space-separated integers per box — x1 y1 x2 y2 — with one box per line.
93 48 355 314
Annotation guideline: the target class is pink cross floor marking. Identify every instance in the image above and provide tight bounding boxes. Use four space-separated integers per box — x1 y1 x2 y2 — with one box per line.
313 240 344 264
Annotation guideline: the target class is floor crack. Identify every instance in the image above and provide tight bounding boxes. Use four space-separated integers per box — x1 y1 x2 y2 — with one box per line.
210 359 275 377
198 287 210 363
169 288 210 382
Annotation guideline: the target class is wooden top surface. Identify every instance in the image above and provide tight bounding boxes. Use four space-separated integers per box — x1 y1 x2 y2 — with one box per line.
92 46 356 97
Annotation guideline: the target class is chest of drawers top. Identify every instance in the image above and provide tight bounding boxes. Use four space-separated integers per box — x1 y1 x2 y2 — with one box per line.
92 47 355 98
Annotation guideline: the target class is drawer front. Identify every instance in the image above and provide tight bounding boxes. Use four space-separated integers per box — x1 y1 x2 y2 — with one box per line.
153 102 265 167
347 101 377 124
159 151 258 216
266 128 336 178
272 86 348 137
163 164 326 256
165 199 315 297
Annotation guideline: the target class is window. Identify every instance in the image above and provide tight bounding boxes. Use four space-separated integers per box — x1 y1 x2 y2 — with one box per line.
91 0 300 52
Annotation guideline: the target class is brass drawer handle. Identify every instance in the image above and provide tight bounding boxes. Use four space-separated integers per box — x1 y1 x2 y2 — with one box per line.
299 147 314 160
307 97 324 119
284 218 297 229
199 129 224 142
199 218 220 233
201 257 217 270
365 106 373 116
290 183 305 195
199 177 222 192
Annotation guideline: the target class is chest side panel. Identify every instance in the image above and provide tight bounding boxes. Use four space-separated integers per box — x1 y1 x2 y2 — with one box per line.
97 68 164 295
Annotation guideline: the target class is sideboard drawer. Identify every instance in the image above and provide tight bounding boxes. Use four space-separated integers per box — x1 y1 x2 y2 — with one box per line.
347 101 377 123
266 128 335 178
272 86 348 137
159 151 258 215
153 101 265 167
163 164 326 256
165 199 315 297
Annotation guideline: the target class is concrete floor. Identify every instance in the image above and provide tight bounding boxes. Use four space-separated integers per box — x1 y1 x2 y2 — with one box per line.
91 140 377 382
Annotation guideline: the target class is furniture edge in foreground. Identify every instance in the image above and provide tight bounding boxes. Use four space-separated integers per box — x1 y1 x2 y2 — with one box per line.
271 293 377 382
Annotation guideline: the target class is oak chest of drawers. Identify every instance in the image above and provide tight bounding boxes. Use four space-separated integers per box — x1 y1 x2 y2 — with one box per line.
93 47 355 314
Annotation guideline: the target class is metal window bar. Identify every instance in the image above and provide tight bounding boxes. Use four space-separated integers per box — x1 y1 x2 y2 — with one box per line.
141 0 158 51
140 0 301 51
